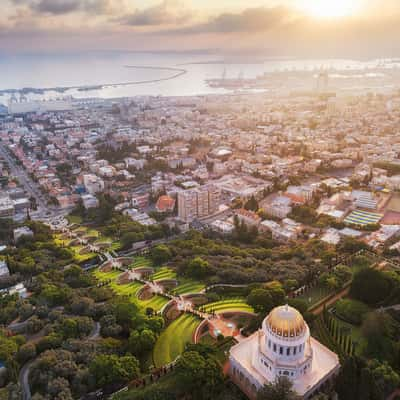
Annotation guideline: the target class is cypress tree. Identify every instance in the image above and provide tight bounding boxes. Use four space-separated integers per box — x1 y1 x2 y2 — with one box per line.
358 367 373 400
336 357 359 400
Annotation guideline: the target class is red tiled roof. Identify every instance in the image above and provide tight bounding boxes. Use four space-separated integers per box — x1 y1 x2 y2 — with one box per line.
283 192 306 204
156 195 175 212
235 208 261 221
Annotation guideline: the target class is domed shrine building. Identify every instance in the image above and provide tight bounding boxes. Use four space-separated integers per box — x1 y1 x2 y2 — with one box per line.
229 305 340 399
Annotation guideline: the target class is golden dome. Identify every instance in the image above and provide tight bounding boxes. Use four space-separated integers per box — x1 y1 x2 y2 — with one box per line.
266 305 306 338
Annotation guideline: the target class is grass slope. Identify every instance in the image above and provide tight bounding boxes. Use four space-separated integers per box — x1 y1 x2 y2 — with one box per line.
92 267 168 312
151 267 176 281
201 299 254 314
153 313 201 367
171 281 205 295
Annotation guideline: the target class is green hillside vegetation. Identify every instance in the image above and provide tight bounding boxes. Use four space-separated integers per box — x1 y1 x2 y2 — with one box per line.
153 314 201 367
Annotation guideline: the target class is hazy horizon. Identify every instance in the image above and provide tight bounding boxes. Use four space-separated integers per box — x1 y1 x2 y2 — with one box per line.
2 0 400 58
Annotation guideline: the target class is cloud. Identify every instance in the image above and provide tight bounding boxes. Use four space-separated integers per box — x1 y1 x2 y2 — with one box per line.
119 1 191 27
3 1 400 58
175 6 295 34
11 0 116 15
34 0 80 15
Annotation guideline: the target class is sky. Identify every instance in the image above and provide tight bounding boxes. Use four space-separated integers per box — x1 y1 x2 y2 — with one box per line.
1 0 400 57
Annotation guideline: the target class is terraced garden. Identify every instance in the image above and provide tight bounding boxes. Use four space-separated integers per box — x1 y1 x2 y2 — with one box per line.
93 269 121 282
130 256 153 270
110 281 143 297
200 299 254 314
93 267 169 312
140 295 169 311
153 314 202 367
171 281 205 295
151 267 177 281
53 224 121 262
71 226 121 251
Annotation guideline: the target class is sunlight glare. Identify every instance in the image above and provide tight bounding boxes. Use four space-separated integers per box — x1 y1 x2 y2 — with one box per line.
302 0 361 18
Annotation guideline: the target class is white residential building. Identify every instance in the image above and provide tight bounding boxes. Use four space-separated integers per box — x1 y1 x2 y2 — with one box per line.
0 261 9 277
83 174 105 195
81 194 99 209
13 226 34 242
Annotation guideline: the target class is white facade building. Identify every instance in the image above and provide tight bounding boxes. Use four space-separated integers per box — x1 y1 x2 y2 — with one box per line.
229 305 340 399
13 226 34 242
263 196 293 219
83 174 105 195
0 261 9 277
81 194 99 209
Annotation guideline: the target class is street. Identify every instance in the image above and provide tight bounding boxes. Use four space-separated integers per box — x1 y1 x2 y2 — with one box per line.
0 143 70 220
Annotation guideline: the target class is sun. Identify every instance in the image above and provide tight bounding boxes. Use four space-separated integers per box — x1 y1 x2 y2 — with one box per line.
302 0 360 18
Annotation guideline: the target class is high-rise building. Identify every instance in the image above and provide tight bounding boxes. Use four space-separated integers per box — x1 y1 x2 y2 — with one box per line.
178 185 221 222
196 188 210 218
208 185 221 214
178 190 198 222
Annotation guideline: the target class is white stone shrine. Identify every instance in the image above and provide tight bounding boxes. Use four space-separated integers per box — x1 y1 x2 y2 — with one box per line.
229 305 340 399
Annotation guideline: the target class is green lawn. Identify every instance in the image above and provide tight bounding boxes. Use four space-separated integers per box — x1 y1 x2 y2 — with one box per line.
92 268 168 312
110 241 122 251
153 314 201 367
297 286 332 307
140 295 169 311
110 281 143 296
67 215 82 225
297 255 376 309
72 226 87 234
69 245 97 262
201 299 254 314
151 267 177 281
93 269 120 282
111 281 168 312
171 281 205 295
130 256 152 269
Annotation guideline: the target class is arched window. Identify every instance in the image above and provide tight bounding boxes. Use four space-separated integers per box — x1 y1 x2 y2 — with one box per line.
286 347 290 356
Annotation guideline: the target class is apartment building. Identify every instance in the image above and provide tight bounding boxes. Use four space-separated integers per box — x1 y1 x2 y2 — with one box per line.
83 174 105 195
234 208 261 227
178 185 221 222
261 195 293 219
